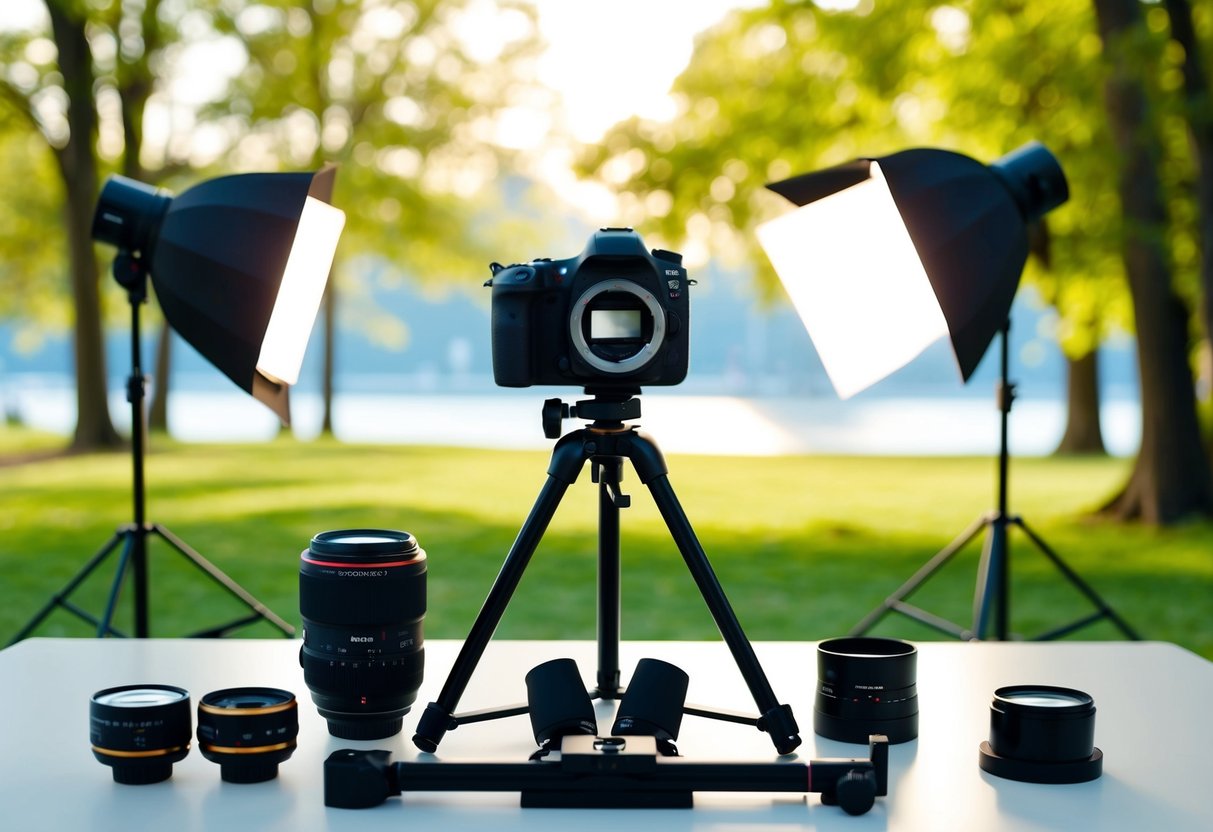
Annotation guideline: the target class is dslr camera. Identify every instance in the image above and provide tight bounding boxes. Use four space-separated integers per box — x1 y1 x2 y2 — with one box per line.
486 228 690 388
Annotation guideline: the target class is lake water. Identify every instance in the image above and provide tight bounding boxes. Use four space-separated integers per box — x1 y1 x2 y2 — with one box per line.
5 375 1141 457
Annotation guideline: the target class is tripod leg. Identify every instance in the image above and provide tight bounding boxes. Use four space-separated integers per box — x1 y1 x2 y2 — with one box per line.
413 435 586 753
6 530 129 645
150 525 295 637
972 516 1009 640
595 459 626 698
98 531 138 638
642 472 801 754
1013 518 1141 640
850 513 989 637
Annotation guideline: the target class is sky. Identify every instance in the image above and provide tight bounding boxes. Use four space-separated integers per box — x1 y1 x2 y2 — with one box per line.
0 0 760 222
0 0 754 143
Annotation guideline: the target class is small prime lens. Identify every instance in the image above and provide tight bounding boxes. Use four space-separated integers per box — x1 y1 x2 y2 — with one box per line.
90 684 191 784
300 529 427 740
197 687 298 783
979 685 1102 784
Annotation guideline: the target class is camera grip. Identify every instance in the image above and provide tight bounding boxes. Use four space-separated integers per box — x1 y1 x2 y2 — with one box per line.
491 297 532 387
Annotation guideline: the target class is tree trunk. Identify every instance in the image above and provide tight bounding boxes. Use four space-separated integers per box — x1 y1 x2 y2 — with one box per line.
1055 350 1106 455
48 1 120 451
1094 0 1213 522
1164 0 1213 401
1163 0 1213 474
120 0 171 434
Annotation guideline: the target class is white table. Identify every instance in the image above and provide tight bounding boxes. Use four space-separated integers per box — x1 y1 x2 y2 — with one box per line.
1 638 1209 831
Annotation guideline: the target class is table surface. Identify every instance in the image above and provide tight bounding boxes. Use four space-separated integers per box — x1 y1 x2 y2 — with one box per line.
1 638 1209 831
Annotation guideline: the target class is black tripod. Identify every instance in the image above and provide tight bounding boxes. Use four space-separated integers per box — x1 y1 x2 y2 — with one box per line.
412 391 801 755
7 252 294 644
850 322 1139 641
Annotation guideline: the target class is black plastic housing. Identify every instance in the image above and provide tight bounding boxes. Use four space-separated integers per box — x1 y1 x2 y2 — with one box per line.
814 637 919 744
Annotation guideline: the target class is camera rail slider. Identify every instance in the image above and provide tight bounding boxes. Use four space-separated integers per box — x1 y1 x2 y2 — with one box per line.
325 734 889 816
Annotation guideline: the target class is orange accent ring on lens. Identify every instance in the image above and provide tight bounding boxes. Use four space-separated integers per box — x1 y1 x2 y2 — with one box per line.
198 699 297 717
92 744 189 758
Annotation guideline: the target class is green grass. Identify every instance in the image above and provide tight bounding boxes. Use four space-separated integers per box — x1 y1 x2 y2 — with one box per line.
1 432 1210 659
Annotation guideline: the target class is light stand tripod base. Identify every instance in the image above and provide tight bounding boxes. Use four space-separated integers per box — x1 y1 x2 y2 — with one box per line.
850 324 1138 642
7 250 294 645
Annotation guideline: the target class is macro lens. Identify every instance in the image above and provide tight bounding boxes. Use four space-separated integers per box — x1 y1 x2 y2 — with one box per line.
300 529 427 740
90 684 191 784
197 687 299 783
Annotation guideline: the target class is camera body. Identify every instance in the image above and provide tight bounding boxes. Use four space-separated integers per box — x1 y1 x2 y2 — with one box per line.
488 228 690 389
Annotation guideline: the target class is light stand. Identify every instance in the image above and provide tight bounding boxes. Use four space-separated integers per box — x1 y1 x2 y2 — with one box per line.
7 252 294 642
411 391 802 756
850 321 1140 641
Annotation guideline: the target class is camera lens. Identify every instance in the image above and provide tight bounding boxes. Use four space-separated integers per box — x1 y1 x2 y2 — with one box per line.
90 684 191 784
300 529 426 740
197 687 298 783
814 637 918 744
979 685 1102 783
525 658 597 748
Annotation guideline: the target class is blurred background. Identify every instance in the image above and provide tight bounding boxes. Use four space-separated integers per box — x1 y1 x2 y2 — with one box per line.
4 0 1203 460
0 1 1210 651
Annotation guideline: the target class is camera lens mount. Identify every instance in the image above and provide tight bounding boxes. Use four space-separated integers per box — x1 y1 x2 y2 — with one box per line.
569 280 667 375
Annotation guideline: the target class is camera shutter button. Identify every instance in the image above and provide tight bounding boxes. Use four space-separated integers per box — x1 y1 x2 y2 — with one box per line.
512 267 534 282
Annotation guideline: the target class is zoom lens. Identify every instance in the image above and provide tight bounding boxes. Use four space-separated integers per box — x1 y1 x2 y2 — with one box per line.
197 687 298 783
90 684 191 784
300 529 427 740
